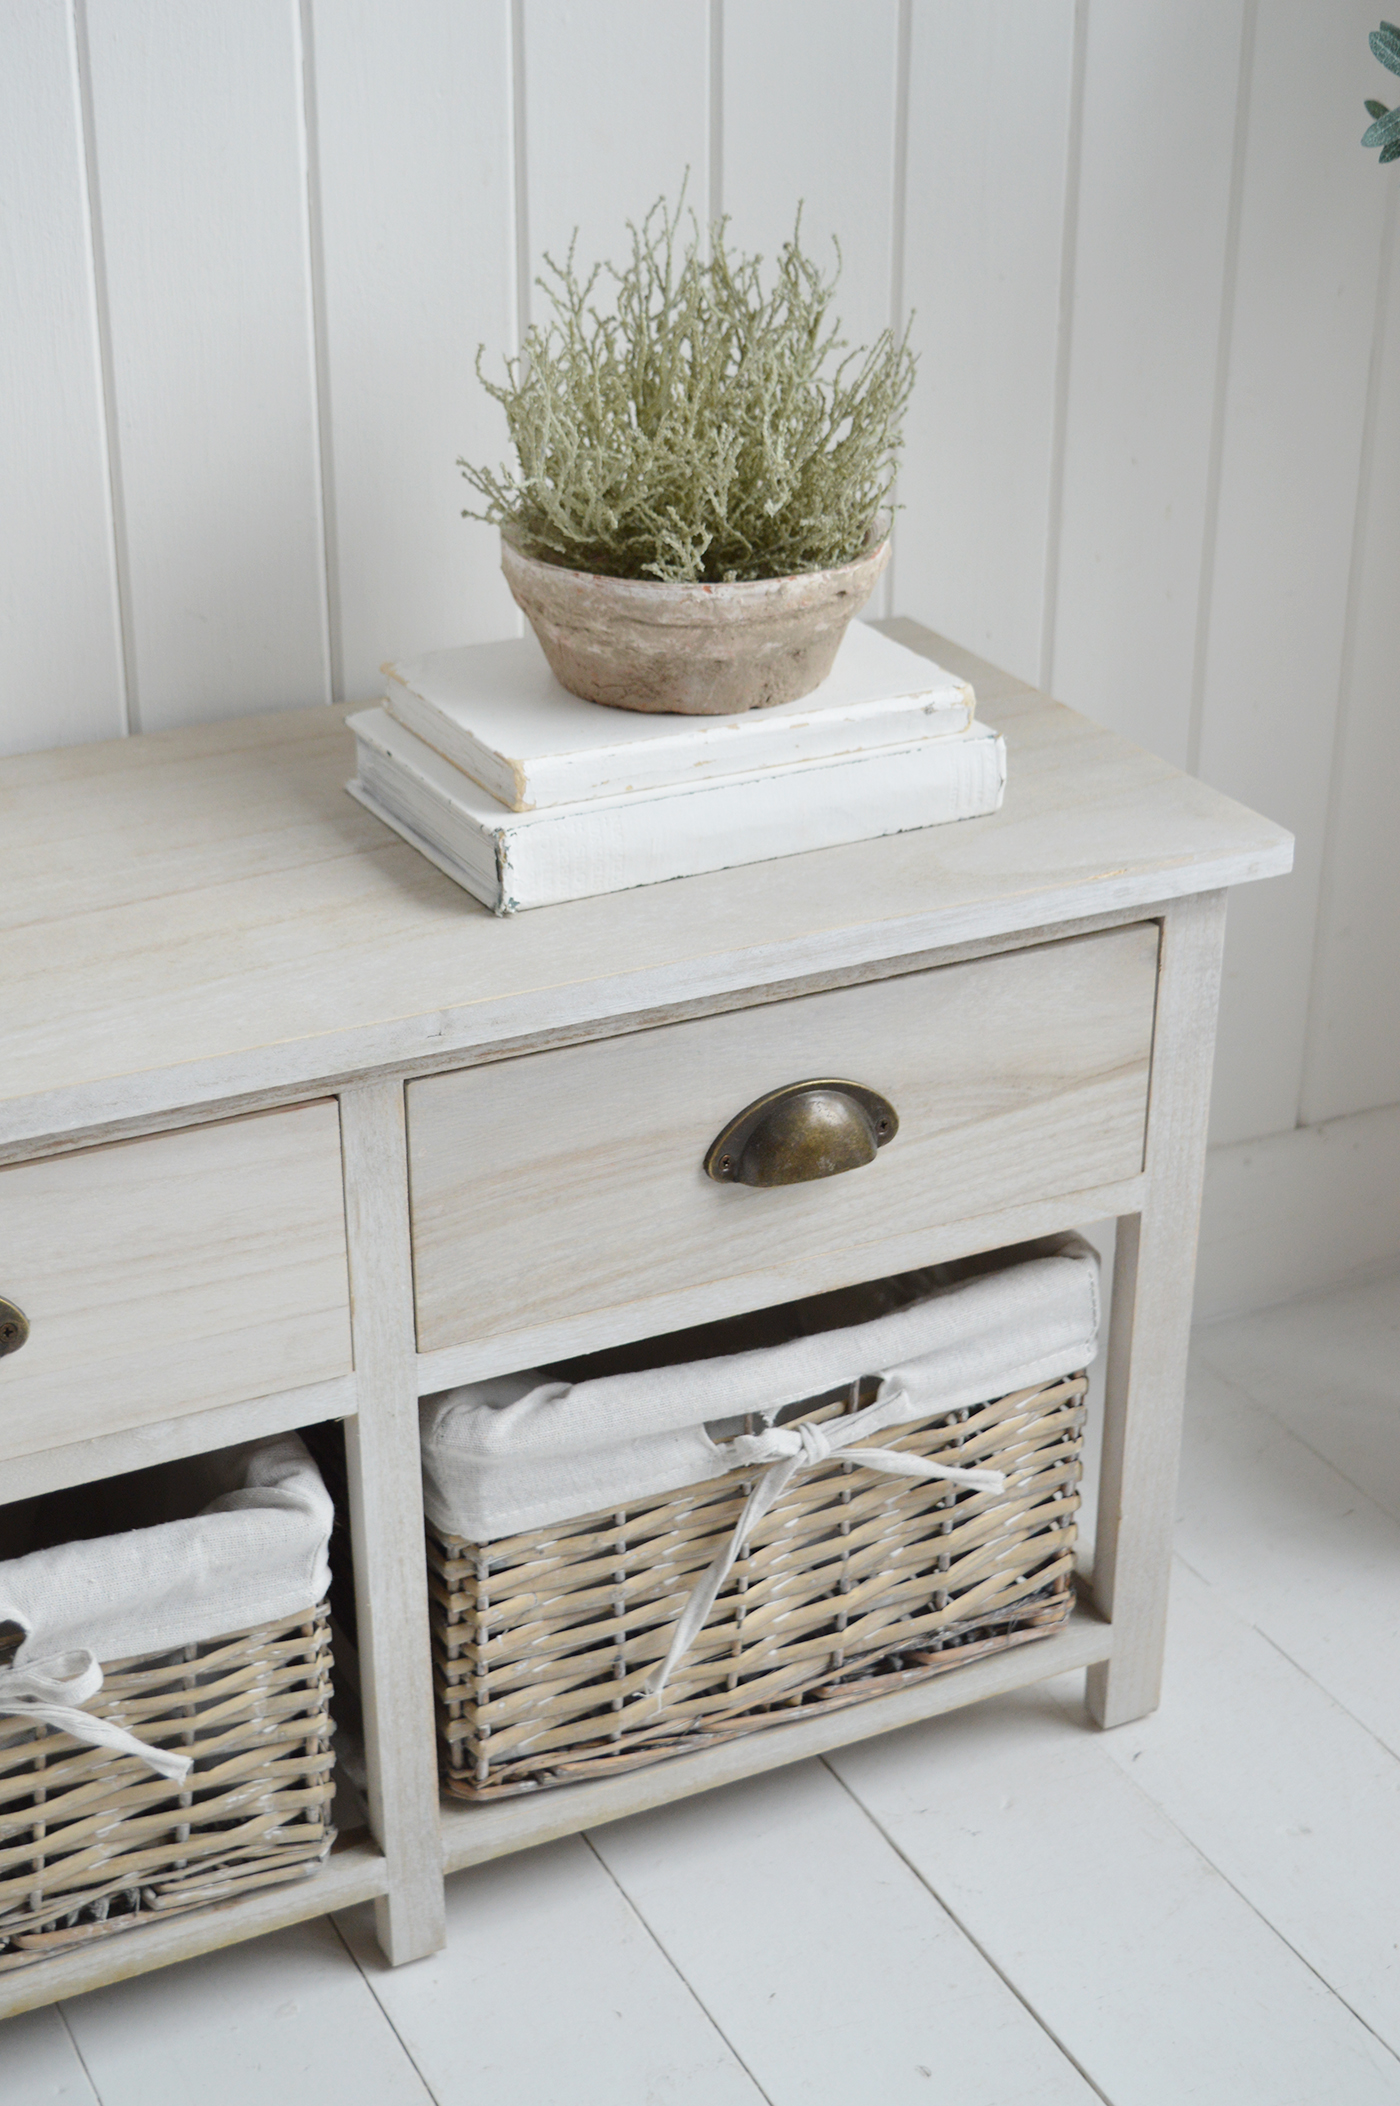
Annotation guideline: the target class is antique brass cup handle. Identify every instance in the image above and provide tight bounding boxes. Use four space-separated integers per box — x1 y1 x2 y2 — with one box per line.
704 1080 898 1187
0 1297 29 1358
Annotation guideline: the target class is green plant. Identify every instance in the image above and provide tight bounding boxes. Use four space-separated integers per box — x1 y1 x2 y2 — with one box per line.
459 193 916 584
1362 20 1400 162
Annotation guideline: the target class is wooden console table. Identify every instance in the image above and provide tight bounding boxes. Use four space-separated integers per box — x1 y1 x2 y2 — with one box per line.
0 623 1291 2015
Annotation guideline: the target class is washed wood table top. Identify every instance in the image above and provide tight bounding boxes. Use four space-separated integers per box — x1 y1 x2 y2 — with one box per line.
0 624 1292 1152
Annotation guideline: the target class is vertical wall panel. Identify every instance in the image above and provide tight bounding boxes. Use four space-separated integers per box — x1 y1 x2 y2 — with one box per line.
1302 201 1400 1126
722 0 901 360
522 0 709 303
1049 1 1245 768
723 0 902 617
0 0 126 757
83 0 330 730
309 0 518 702
1196 0 1389 1145
894 0 1077 683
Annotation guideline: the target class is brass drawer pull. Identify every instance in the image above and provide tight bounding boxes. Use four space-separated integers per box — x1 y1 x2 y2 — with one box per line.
0 1296 29 1358
704 1080 898 1187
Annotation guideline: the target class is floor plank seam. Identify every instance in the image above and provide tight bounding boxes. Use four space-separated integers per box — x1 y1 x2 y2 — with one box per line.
816 1756 1115 2106
1040 1678 1400 2075
1171 1547 1400 1767
1248 1616 1400 1770
1191 1340 1400 1524
56 2002 102 2106
581 1833 778 2106
1145 1813 1400 2072
328 1911 445 2106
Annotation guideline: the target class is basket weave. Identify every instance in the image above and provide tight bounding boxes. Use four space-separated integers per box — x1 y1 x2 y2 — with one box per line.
429 1372 1086 1799
0 1605 335 1970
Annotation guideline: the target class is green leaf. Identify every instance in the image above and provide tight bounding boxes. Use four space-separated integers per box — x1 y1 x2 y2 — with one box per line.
1365 98 1391 118
1362 103 1400 147
1382 137 1400 161
1373 23 1400 74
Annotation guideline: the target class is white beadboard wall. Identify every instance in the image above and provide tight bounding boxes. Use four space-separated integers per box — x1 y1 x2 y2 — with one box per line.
3 0 1397 1307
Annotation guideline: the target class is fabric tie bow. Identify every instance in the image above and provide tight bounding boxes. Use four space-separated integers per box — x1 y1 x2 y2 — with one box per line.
645 1382 1005 1697
0 1650 194 1782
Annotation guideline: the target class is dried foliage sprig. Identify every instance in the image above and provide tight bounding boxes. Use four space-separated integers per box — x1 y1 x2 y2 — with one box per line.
459 193 916 583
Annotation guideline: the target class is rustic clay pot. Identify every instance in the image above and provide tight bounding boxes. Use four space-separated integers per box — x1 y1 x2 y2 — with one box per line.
500 533 891 715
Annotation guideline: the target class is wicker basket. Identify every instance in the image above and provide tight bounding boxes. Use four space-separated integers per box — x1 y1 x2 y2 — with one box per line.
429 1370 1087 1799
0 1604 335 1969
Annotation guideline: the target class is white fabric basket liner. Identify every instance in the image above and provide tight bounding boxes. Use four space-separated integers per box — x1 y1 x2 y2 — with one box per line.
0 1434 334 1670
422 1238 1100 1544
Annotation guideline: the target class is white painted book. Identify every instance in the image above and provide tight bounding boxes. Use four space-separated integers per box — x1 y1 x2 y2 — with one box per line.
381 620 975 810
347 705 1006 916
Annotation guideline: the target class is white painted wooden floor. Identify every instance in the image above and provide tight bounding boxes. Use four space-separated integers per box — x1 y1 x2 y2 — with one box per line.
7 1269 1400 2106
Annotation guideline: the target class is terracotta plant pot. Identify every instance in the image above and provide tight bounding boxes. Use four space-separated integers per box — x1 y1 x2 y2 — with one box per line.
500 534 891 716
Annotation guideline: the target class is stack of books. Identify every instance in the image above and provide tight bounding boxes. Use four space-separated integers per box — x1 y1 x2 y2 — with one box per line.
346 621 1005 914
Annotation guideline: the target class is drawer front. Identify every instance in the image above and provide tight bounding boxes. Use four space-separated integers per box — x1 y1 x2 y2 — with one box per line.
407 923 1159 1362
0 1102 352 1459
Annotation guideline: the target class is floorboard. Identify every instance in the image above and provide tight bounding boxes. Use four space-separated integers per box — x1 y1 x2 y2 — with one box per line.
825 1680 1400 2106
55 1918 434 2106
591 1755 1099 2105
1176 1351 1400 1753
1 2006 99 2106
1066 1558 1400 2058
335 1835 767 2106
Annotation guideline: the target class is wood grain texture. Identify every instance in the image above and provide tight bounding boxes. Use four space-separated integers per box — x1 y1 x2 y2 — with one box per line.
0 624 1291 1152
0 0 126 758
82 0 331 729
1195 0 1389 1145
407 924 1158 1357
0 1102 352 1461
1088 889 1228 1726
1049 0 1244 766
439 1605 1110 1872
337 1081 446 1965
0 1371 355 1505
307 0 519 704
894 0 1077 678
415 1171 1146 1392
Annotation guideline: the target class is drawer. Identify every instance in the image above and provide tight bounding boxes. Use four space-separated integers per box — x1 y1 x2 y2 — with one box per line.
407 922 1159 1362
0 1102 352 1460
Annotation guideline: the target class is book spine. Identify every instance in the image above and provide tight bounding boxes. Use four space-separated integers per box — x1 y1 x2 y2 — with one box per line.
497 734 1006 911
347 776 506 913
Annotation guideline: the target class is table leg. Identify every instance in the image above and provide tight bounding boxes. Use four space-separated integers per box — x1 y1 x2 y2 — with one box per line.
1087 889 1228 1728
339 1079 446 1963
